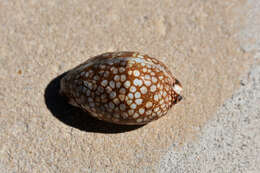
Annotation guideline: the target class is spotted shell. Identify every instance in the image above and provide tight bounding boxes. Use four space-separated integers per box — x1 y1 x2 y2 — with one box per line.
60 52 182 125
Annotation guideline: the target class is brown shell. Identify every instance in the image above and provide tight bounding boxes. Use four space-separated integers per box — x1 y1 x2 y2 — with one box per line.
60 52 182 125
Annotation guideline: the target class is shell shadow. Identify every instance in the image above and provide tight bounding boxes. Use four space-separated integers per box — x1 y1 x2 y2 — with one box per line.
44 72 144 134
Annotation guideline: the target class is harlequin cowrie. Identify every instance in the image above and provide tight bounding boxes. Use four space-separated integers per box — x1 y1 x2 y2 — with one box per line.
60 52 182 125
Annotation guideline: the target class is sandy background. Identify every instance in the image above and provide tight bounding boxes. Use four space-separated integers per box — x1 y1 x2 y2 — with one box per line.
159 0 260 172
0 0 258 172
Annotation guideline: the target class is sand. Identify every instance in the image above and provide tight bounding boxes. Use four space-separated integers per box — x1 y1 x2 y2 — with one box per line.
0 0 258 172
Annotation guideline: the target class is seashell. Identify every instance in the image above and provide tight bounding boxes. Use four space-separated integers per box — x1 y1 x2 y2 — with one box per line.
60 52 182 125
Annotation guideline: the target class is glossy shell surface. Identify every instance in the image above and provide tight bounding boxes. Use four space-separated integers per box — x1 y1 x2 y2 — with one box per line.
60 52 182 125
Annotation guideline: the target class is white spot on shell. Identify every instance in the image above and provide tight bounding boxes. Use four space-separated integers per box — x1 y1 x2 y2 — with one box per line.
130 103 137 109
146 110 152 115
145 74 151 80
119 67 125 73
163 91 167 97
121 112 128 119
133 70 140 77
99 64 106 69
133 79 143 86
106 86 112 93
109 92 116 98
126 100 133 105
150 85 157 92
128 109 134 115
85 72 90 78
109 102 115 109
152 77 157 83
158 93 162 99
116 82 121 88
120 74 126 82
113 98 120 105
114 75 120 81
119 94 125 101
101 80 108 87
137 55 144 58
136 118 143 123
84 81 93 90
109 81 115 88
159 100 164 104
139 108 145 114
127 93 134 99
154 107 160 112
154 95 159 101
130 86 136 92
134 92 141 98
119 88 126 94
135 99 143 105
86 89 91 96
144 80 151 86
93 75 100 81
146 102 153 108
124 81 131 88
133 113 139 118
111 67 118 74
140 86 147 94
